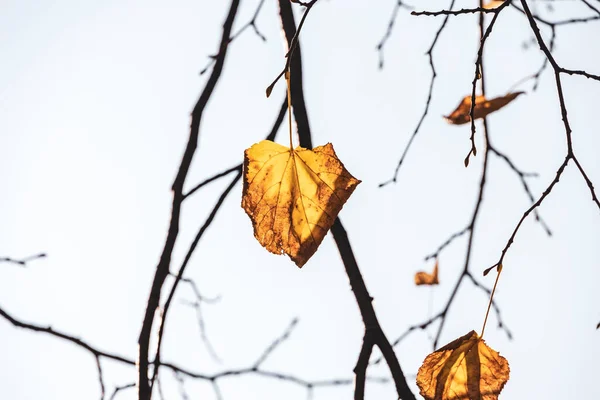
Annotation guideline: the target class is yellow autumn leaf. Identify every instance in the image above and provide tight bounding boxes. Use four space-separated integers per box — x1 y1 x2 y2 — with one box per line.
445 92 524 125
415 259 439 285
242 140 360 267
417 330 510 400
483 0 505 9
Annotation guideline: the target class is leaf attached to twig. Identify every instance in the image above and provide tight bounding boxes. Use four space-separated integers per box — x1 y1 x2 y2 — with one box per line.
417 330 510 400
242 140 360 267
483 0 506 9
445 92 524 125
415 259 439 285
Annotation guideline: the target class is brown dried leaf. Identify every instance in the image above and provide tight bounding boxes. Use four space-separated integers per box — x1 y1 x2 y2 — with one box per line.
415 259 439 286
242 140 360 267
417 330 510 400
445 92 524 125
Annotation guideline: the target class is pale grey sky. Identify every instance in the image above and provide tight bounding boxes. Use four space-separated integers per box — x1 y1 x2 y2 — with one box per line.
1 1 599 399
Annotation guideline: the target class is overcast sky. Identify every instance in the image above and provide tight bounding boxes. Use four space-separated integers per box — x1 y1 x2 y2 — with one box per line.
1 1 599 399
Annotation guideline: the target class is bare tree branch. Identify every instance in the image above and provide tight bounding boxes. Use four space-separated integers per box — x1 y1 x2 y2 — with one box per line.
0 303 357 395
109 383 136 400
376 0 414 69
0 253 46 267
200 0 268 75
151 97 287 389
276 2 415 398
137 2 241 398
380 0 457 186
485 0 600 274
465 0 511 167
489 144 552 236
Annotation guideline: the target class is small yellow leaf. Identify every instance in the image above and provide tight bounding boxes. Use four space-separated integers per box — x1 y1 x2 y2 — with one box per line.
242 140 360 267
444 92 524 125
417 330 510 400
415 259 439 286
483 0 506 9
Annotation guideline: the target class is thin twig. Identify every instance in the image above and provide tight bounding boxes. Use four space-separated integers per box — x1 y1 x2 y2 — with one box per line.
253 318 299 367
109 383 136 400
0 303 358 392
0 253 46 267
96 356 106 400
137 2 241 398
276 2 415 397
489 144 552 235
465 0 511 167
485 0 600 274
200 0 268 75
376 1 414 69
423 226 470 261
150 98 287 389
379 0 457 186
266 0 320 98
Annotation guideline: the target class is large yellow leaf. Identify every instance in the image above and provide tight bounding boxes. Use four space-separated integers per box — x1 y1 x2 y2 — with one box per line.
417 330 510 400
242 140 360 267
444 92 524 125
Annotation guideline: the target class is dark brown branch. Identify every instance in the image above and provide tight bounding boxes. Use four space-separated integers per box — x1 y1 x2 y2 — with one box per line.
424 226 470 261
178 279 221 362
212 381 223 400
484 0 600 274
109 383 136 400
200 0 267 75
277 2 414 398
465 272 512 339
183 165 239 199
331 220 415 399
466 0 511 167
353 334 374 399
428 0 494 347
174 371 190 400
529 26 556 91
413 0 495 349
489 144 552 236
412 7 497 17
151 98 287 389
376 1 414 69
230 0 267 42
0 302 355 395
581 0 600 16
0 253 46 267
273 0 314 149
487 156 570 276
184 98 286 199
150 172 241 389
253 318 298 367
509 2 600 27
136 2 240 399
379 0 457 187
372 311 445 366
266 0 319 101
96 356 106 400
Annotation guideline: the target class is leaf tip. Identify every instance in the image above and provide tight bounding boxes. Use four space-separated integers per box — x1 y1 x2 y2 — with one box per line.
266 84 274 98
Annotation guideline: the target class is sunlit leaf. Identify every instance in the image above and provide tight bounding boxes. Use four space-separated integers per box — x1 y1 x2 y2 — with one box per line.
445 92 524 125
242 140 360 267
415 259 439 285
417 330 510 400
483 0 506 9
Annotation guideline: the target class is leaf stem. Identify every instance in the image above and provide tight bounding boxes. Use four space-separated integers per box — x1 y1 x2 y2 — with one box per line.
286 69 293 149
481 264 502 338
